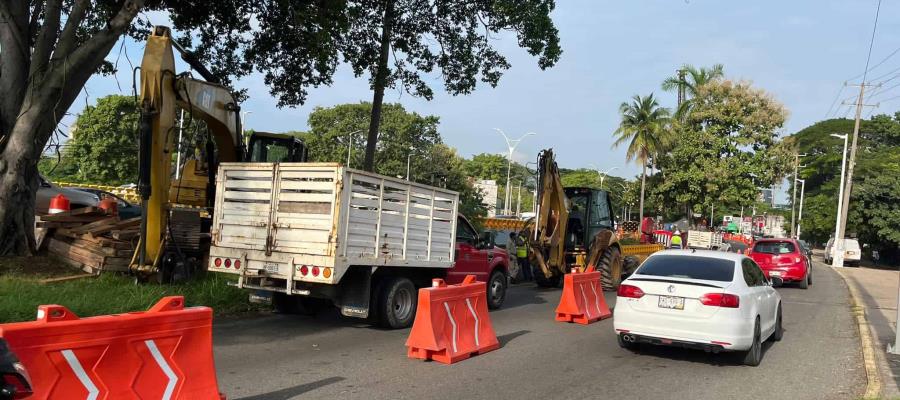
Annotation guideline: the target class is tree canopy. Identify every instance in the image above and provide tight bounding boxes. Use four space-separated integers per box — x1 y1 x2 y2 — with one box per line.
652 79 792 219
786 116 900 261
0 0 561 255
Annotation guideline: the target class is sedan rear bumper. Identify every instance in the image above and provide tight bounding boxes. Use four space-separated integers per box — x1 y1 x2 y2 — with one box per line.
619 332 728 353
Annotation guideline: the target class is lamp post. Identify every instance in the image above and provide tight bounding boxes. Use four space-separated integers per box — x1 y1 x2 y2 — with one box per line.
589 164 619 190
406 146 415 181
830 133 849 268
345 129 364 168
495 128 536 215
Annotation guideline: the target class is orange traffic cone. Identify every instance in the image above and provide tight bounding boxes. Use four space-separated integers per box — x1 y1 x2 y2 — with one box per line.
48 194 70 214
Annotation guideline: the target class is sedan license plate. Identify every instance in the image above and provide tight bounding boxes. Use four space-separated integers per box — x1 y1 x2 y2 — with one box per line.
769 270 782 277
658 296 685 310
264 263 279 274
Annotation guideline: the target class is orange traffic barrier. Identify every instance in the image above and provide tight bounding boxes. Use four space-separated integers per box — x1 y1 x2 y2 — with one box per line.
555 267 612 324
406 275 499 364
0 296 225 400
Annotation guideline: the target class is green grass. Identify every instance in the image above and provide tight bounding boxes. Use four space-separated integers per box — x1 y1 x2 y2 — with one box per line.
0 257 266 323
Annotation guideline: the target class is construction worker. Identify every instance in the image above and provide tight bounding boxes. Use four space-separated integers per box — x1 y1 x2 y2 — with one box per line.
670 230 683 249
516 232 531 281
507 232 520 281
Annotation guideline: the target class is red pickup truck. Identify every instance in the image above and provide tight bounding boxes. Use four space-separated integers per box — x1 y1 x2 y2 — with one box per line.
448 215 511 310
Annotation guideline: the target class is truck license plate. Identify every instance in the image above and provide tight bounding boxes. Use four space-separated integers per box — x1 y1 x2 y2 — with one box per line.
658 296 685 310
264 263 279 274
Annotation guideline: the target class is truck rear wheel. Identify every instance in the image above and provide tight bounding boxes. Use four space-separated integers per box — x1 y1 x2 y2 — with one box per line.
377 277 417 329
598 246 624 291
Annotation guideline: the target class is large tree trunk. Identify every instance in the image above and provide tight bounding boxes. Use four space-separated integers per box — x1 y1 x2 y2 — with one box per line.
363 0 394 172
639 163 647 224
0 0 143 255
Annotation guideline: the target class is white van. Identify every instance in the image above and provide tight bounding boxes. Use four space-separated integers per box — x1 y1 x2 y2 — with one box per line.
825 238 862 266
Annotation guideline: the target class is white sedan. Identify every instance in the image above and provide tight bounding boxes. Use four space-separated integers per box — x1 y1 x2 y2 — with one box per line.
613 250 783 366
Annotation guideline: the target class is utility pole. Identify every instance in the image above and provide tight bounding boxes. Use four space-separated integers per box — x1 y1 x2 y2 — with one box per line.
796 179 806 238
676 68 687 109
834 83 879 268
830 133 849 265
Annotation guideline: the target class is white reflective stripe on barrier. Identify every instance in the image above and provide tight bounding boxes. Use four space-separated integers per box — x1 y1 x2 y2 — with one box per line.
145 339 179 400
465 298 480 347
443 302 458 353
61 349 100 400
589 281 602 316
579 283 592 319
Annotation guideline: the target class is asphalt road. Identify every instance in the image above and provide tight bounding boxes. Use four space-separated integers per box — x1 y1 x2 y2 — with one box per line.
214 260 865 400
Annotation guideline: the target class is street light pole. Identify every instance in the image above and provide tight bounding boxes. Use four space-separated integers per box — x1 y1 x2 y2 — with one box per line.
790 153 807 238
346 129 364 168
406 146 415 181
495 129 536 215
589 164 619 190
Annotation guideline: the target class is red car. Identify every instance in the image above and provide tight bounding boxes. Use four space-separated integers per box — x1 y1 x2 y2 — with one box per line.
748 238 811 289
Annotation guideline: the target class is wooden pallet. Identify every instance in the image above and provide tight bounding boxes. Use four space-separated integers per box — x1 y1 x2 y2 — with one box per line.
40 207 137 273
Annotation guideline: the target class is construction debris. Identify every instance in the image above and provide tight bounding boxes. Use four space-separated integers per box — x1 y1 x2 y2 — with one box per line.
36 207 140 275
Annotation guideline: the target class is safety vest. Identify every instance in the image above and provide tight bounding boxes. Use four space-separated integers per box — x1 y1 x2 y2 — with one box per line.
671 235 683 246
516 239 528 258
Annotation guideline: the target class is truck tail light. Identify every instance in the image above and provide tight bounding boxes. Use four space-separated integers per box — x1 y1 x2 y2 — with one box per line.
323 268 332 278
299 265 308 276
617 284 644 299
312 266 320 277
224 259 232 268
700 293 740 308
234 260 241 269
214 258 222 268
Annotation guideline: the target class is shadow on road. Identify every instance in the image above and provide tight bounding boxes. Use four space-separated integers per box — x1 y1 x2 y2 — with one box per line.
498 329 530 347
234 376 345 400
629 339 776 367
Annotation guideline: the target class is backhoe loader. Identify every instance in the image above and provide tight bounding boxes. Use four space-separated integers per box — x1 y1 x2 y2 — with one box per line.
524 149 643 290
132 26 307 282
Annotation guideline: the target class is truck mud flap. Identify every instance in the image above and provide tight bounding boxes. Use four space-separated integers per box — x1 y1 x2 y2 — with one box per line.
338 267 373 318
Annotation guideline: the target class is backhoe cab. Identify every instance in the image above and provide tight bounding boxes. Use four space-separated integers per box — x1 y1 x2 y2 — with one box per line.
525 149 630 290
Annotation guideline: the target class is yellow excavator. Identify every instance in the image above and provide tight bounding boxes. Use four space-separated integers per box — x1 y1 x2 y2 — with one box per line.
524 149 652 290
132 26 307 282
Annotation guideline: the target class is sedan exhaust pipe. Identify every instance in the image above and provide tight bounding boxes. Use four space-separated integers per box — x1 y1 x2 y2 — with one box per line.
770 277 784 287
622 334 636 342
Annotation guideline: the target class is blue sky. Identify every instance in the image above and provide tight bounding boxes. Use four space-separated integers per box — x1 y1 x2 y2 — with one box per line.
69 0 900 201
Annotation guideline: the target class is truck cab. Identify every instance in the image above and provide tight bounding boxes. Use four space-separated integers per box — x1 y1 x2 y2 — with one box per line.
448 215 510 310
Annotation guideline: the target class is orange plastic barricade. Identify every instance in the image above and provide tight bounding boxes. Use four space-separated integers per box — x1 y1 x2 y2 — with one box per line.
555 268 612 324
406 275 500 364
0 296 224 400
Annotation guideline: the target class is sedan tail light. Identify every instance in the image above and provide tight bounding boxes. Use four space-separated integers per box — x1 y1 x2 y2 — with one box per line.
699 293 740 308
617 284 645 299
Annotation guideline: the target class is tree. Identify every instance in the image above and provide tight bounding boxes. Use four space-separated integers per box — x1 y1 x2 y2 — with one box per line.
662 64 725 118
612 94 672 224
351 1 562 171
64 95 139 185
301 102 487 220
654 80 792 220
0 2 561 255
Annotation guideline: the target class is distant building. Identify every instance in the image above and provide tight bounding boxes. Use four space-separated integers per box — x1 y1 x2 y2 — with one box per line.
474 179 499 217
758 189 775 207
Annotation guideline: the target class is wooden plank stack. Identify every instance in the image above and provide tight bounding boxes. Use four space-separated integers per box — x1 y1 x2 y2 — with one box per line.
37 207 141 274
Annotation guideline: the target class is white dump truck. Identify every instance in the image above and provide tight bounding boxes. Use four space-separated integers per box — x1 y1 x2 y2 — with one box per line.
686 230 725 250
207 162 510 328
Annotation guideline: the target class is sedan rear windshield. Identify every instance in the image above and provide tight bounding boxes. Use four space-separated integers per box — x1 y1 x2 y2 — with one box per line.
753 241 796 254
636 255 735 282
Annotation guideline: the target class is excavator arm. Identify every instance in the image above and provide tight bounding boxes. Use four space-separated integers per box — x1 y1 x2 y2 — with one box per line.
132 26 244 278
526 149 569 282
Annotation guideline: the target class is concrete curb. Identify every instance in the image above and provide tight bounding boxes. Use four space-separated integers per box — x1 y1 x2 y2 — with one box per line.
835 267 883 399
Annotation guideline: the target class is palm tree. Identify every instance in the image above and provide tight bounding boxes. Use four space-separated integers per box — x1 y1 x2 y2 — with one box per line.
662 64 724 118
612 94 672 224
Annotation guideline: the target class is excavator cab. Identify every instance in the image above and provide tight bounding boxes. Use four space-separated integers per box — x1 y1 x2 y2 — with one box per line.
563 187 615 252
247 132 308 163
